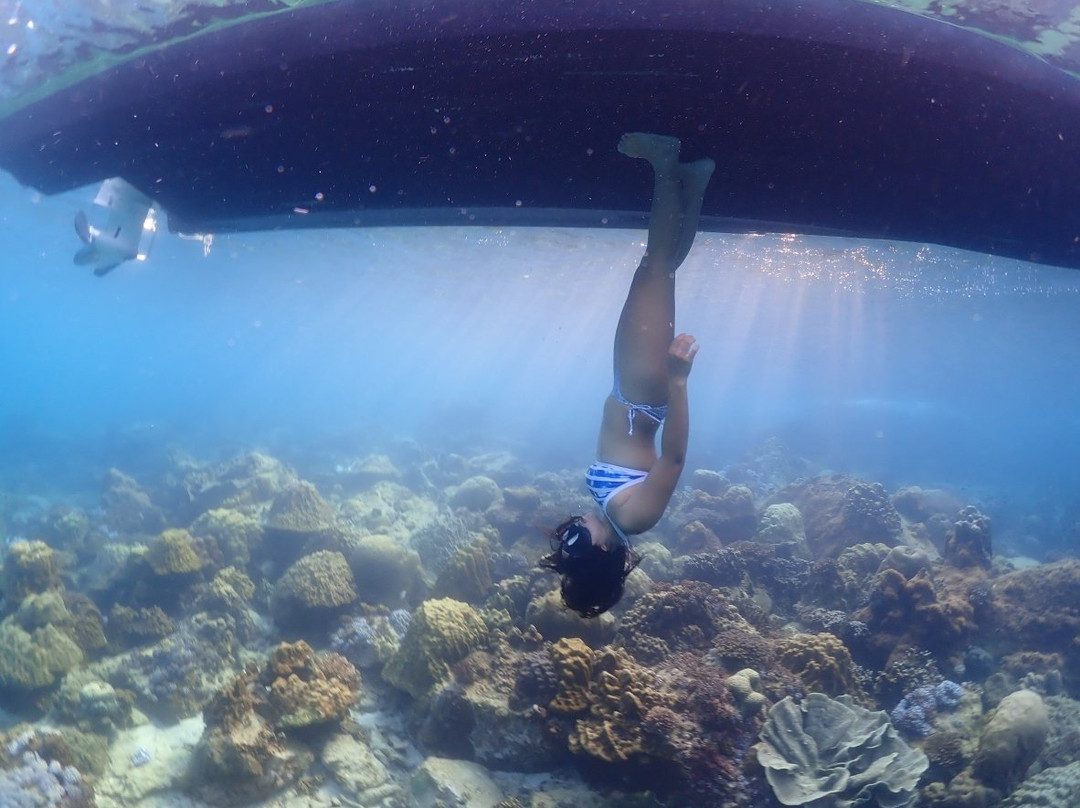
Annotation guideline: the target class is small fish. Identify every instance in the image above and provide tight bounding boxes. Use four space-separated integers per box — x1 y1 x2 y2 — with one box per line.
130 746 152 767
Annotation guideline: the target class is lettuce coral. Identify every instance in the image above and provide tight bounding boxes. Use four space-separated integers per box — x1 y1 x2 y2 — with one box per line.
756 693 928 808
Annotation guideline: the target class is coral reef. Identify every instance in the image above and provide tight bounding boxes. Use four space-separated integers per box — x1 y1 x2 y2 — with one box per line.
547 638 595 714
188 640 357 804
617 580 749 662
755 692 928 808
999 761 1080 807
670 485 757 546
433 538 495 604
3 540 61 602
944 506 992 569
771 475 902 558
270 550 357 630
725 668 768 716
985 560 1080 663
524 589 615 647
189 508 263 567
0 619 84 692
383 597 488 699
855 568 975 663
330 611 408 669
756 502 809 556
0 746 90 808
186 673 305 806
145 528 205 577
346 533 427 607
105 604 175 648
259 641 361 729
448 475 502 511
890 681 965 738
777 632 866 701
106 614 238 720
101 468 166 534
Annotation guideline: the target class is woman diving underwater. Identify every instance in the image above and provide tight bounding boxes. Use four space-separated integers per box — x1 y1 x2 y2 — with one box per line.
540 132 715 617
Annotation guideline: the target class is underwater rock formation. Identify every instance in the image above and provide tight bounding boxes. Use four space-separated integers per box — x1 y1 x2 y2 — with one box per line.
971 689 1048 792
755 692 928 808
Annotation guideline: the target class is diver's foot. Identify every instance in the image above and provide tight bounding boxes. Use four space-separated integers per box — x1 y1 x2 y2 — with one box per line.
679 157 716 202
618 132 681 171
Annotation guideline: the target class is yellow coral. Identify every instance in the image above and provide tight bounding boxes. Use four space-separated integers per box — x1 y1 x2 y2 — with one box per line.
567 648 664 763
726 668 768 716
3 540 60 600
146 529 204 576
548 637 595 714
433 539 494 603
778 632 866 702
383 598 488 698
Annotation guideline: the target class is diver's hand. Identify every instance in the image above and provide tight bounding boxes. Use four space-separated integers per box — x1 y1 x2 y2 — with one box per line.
668 333 698 379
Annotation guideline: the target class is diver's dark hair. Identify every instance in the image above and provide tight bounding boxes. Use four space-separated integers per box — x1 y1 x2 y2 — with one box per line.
538 515 642 619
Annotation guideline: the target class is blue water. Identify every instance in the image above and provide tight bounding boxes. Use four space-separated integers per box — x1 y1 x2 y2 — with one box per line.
2 172 1079 555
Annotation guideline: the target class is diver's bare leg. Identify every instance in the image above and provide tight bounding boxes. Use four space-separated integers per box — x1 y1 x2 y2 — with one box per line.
673 158 716 268
611 133 690 404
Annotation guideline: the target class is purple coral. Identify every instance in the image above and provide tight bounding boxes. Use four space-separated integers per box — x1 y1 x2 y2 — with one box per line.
330 617 383 669
0 751 88 808
330 610 410 670
891 680 964 737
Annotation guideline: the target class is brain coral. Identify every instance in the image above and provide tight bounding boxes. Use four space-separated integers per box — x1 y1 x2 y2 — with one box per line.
382 598 488 698
271 550 358 629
